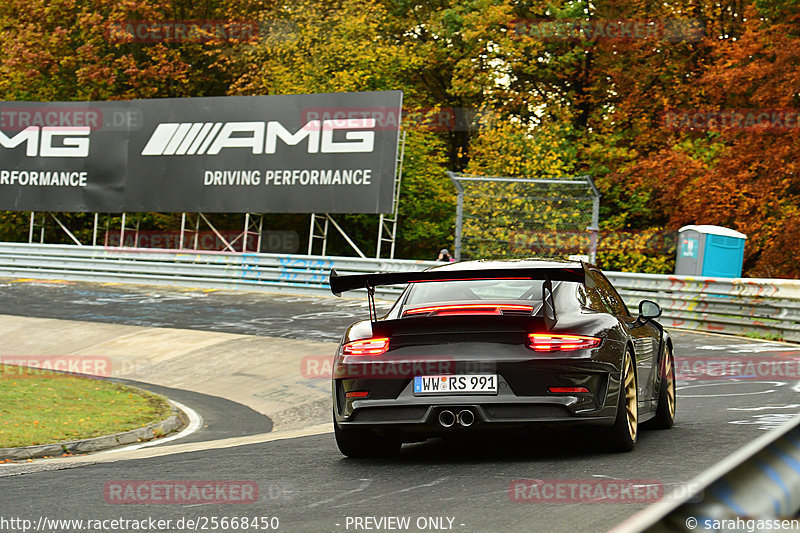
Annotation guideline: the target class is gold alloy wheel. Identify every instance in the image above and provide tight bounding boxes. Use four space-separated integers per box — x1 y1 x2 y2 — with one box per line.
624 354 638 441
665 351 676 419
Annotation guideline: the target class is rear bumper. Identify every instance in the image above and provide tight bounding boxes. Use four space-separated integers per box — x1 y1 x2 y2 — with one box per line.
334 370 622 435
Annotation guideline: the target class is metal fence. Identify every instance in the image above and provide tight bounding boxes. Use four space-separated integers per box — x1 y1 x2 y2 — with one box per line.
0 243 798 341
447 172 601 262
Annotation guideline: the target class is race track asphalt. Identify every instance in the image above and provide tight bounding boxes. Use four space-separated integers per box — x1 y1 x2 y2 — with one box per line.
1 278 798 533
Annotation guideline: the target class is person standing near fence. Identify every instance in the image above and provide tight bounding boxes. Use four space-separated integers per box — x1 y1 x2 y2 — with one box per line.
437 248 455 262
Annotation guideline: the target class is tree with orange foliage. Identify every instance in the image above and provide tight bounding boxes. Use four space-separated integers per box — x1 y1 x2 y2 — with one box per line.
605 4 800 277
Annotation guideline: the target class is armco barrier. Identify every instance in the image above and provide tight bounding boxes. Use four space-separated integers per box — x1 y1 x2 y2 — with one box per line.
611 413 800 532
605 271 800 342
0 243 798 341
0 243 433 298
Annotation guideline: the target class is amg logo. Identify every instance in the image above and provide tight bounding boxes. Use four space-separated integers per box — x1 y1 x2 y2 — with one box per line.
0 126 90 157
141 118 376 156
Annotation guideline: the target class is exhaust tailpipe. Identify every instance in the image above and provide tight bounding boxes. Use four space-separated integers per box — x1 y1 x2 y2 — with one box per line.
438 410 456 428
457 409 475 427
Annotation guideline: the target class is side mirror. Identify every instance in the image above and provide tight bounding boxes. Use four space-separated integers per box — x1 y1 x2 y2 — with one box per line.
639 300 662 320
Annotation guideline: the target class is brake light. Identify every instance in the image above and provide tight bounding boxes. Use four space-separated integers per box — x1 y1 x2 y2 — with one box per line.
548 386 589 394
409 277 530 283
342 337 390 356
527 334 602 352
403 304 534 317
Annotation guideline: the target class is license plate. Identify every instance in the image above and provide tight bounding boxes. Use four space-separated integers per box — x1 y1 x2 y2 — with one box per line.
414 375 498 395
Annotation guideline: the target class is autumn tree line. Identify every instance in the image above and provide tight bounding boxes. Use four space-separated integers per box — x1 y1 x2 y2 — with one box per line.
0 0 797 277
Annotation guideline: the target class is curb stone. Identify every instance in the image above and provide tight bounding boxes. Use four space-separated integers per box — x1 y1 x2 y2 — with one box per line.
0 399 187 461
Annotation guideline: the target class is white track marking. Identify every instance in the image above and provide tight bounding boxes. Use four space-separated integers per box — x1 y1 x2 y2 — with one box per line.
309 479 373 508
677 381 785 397
729 413 797 431
332 477 450 508
728 404 800 411
107 399 203 453
0 424 335 470
693 343 799 354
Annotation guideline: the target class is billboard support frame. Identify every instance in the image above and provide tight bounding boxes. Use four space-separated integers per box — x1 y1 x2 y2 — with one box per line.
6 92 404 254
28 211 96 246
307 214 329 256
92 213 99 246
199 213 235 252
177 212 264 253
308 130 406 260
179 213 200 250
50 214 83 246
23 211 267 251
307 213 367 258
28 212 37 244
376 131 406 259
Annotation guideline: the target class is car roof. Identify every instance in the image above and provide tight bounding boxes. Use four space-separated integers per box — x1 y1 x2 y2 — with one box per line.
426 258 586 272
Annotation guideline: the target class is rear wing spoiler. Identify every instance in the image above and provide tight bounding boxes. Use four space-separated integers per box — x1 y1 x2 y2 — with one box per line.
329 264 591 330
329 266 587 296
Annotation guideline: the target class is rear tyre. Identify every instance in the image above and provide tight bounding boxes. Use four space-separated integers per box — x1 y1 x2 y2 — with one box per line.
334 417 401 458
646 345 676 429
604 350 638 452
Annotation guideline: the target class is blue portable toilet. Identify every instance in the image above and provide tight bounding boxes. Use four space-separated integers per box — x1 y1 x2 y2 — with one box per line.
675 225 747 278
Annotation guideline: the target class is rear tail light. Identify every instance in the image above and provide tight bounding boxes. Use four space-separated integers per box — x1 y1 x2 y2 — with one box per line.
345 390 370 398
548 386 589 394
528 334 602 352
342 337 390 356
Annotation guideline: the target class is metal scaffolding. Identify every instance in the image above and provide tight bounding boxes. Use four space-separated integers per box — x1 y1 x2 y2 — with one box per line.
27 211 265 252
307 131 406 259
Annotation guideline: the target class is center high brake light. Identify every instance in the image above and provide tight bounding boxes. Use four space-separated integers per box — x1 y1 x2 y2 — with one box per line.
528 334 602 352
403 304 534 317
342 337 390 356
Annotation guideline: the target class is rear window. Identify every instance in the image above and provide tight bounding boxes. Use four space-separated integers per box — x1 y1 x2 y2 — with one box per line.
404 279 545 306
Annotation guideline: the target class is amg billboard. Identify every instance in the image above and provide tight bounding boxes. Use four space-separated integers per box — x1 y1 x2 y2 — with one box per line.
0 91 402 213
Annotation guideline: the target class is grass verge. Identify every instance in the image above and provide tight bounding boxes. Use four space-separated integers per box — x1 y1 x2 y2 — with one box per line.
0 364 172 449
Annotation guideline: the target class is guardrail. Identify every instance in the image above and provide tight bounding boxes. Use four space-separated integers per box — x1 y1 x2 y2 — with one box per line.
0 243 798 342
606 271 800 343
0 243 431 298
612 413 800 532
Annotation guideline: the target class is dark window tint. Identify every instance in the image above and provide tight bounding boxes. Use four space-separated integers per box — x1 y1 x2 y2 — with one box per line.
405 279 544 305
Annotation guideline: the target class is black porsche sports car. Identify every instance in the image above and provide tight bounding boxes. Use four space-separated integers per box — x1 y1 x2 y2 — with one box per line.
328 259 676 457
